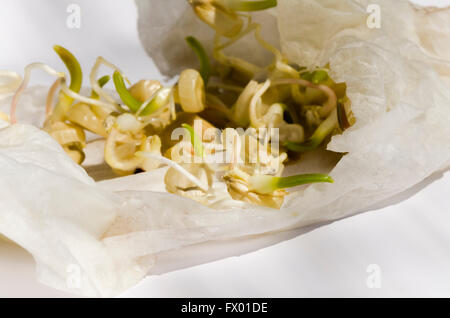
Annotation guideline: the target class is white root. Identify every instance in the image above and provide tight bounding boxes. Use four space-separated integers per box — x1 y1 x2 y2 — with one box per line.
10 62 119 124
249 79 271 128
46 78 62 116
137 151 210 192
10 63 65 124
90 56 123 106
254 23 283 65
60 82 117 113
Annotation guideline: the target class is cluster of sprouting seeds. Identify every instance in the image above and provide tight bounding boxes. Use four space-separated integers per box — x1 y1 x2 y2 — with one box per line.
3 0 354 209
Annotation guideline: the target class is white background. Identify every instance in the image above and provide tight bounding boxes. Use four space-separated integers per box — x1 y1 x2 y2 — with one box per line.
1 0 450 298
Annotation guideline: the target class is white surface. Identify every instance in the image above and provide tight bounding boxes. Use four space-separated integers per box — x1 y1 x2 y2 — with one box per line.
1 0 450 298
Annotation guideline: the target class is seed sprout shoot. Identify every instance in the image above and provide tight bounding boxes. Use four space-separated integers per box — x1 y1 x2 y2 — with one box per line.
113 71 142 113
10 63 65 124
186 36 211 85
248 173 334 195
4 1 353 209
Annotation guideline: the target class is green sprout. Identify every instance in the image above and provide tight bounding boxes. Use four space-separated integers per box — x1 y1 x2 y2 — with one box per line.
182 123 204 158
219 0 278 12
113 71 142 113
113 71 170 116
249 173 334 194
140 87 172 116
186 36 211 85
91 75 110 99
54 45 82 95
51 45 83 121
300 69 329 84
311 70 329 84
